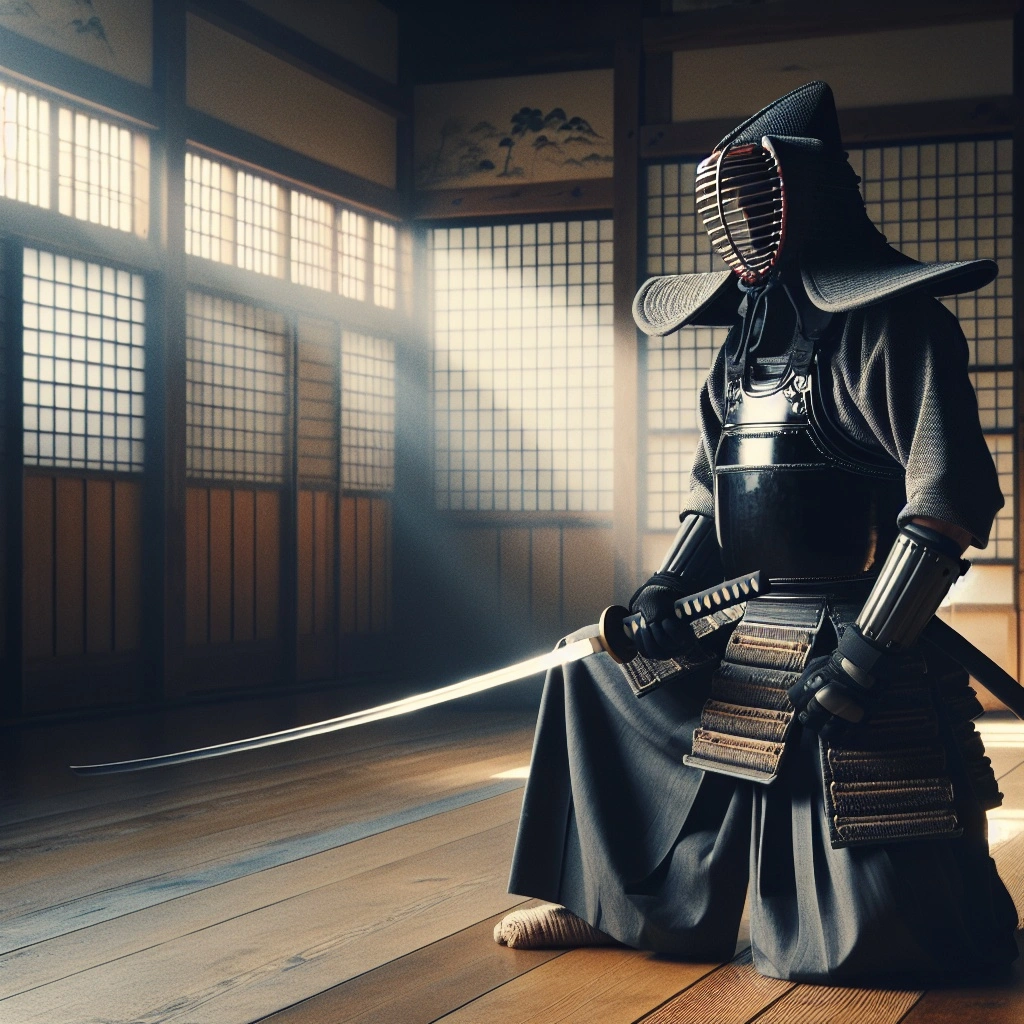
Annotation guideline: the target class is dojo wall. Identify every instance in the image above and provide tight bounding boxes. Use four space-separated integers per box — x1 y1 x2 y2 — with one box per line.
0 1 1021 718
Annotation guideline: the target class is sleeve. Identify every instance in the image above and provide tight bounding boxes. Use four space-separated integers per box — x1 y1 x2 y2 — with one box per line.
828 294 1003 549
679 341 727 520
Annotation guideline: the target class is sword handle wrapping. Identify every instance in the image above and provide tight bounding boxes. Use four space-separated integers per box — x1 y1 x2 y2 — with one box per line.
674 570 766 621
598 571 766 666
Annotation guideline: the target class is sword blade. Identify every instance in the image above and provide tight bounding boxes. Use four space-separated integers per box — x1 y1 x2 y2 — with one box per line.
70 636 602 776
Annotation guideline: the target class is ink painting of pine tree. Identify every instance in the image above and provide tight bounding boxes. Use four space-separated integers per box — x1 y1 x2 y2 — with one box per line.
418 104 612 187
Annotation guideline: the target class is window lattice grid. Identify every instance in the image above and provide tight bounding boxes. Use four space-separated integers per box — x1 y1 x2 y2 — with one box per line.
186 291 288 484
0 82 50 208
373 220 398 309
971 369 1014 431
338 209 368 300
981 433 1014 561
645 326 725 531
58 109 133 232
848 139 1014 562
235 170 285 277
645 161 719 277
643 160 726 530
431 219 615 513
341 332 395 492
339 209 368 299
290 191 334 292
22 247 146 472
185 152 235 264
847 140 1013 370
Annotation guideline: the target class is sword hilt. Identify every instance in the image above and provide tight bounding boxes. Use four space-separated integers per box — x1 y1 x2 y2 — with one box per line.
597 571 766 666
674 570 766 622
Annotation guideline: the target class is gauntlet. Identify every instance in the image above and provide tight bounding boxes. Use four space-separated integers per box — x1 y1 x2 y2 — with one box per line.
788 522 968 740
629 513 722 661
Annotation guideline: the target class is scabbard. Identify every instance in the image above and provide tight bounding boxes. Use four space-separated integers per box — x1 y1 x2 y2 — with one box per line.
922 617 1024 720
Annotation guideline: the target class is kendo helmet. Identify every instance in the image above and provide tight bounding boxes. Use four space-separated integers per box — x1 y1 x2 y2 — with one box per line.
633 81 998 335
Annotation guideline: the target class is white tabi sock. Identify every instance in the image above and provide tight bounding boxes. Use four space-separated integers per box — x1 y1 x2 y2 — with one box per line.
493 903 618 949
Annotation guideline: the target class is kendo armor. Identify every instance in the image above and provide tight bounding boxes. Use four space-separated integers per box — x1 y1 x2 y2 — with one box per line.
633 82 1002 848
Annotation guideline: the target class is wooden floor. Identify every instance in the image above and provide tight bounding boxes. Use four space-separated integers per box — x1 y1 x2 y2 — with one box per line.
2 692 1024 1024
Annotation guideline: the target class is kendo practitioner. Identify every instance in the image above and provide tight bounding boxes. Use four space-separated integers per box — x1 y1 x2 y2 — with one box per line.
493 81 1020 983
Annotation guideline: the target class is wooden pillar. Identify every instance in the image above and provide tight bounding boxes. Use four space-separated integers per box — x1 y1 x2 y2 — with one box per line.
280 324 300 685
1014 13 1024 678
391 224 435 668
2 238 24 717
612 1 644 599
148 0 189 698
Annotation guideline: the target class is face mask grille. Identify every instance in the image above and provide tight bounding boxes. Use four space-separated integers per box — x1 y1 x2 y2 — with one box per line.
695 142 785 284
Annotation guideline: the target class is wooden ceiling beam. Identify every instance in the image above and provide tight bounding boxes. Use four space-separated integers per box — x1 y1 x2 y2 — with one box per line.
643 0 1020 53
188 0 408 117
640 95 1018 160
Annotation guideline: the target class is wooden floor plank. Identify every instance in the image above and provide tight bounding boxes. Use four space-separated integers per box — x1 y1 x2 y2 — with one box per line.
0 706 533 842
1 780 524 952
993 829 1024 927
995 760 1024 806
0 731 532 928
433 946 725 1024
0 823 521 1024
637 950 793 1024
752 985 922 1024
897 935 1024 1024
259 903 564 1024
0 719 532 875
0 792 524 1000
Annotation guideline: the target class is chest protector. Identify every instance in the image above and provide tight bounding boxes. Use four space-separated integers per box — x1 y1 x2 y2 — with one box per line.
714 299 906 582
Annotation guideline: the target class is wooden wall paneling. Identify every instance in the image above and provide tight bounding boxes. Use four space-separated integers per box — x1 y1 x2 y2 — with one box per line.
530 527 562 642
22 475 54 660
255 489 280 642
383 499 393 628
314 490 333 635
561 527 616 631
297 490 314 635
462 528 500 635
233 488 256 643
113 480 143 653
185 487 209 646
339 496 357 634
498 528 531 626
85 479 114 655
355 496 372 633
370 498 388 632
208 488 233 644
54 477 86 658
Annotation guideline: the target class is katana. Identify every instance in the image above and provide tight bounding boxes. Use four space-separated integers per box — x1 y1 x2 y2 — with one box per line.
70 571 767 776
